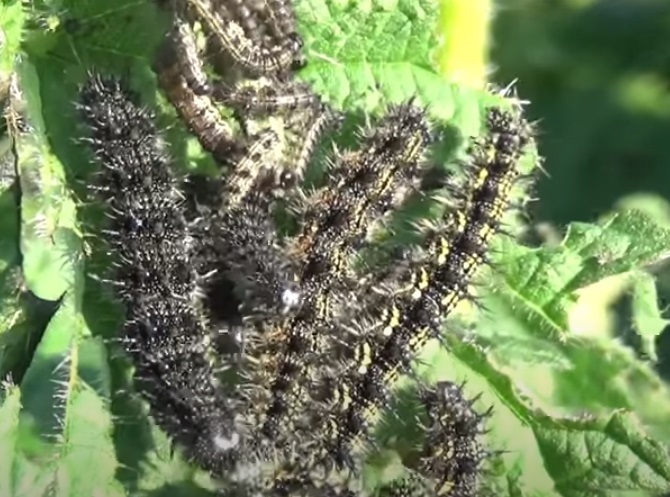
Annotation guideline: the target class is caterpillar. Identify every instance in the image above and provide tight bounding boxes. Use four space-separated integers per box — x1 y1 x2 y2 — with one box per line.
78 73 245 477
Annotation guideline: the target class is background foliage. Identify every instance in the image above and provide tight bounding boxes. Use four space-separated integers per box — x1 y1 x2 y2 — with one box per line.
1 0 670 496
493 0 670 381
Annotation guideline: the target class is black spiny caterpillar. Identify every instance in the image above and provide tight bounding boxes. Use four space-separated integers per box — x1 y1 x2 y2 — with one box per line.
79 67 534 497
78 74 243 477
379 381 494 497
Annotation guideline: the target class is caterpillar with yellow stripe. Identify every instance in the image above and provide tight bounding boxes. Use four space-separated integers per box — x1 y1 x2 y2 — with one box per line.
79 66 535 497
309 97 533 476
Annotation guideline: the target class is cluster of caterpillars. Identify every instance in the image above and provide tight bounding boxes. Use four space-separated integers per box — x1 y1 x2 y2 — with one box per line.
77 0 536 496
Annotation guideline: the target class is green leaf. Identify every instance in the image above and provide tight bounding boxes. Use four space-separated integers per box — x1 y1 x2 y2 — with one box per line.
0 267 59 380
0 147 19 277
0 382 22 493
467 210 668 375
427 336 670 497
43 384 124 497
0 380 49 497
561 210 670 288
17 293 104 449
469 209 670 448
14 292 121 497
476 209 670 348
534 411 670 497
296 0 490 131
0 0 25 81
629 272 669 363
10 59 81 302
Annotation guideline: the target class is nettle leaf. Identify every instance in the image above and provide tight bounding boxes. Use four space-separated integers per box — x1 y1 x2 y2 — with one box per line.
475 210 670 350
10 59 81 302
442 209 670 494
534 411 670 497
629 271 669 363
18 296 86 448
0 381 46 497
0 156 20 277
296 0 486 128
0 0 25 82
425 337 670 497
15 295 121 497
297 0 441 105
0 266 62 382
470 212 670 426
